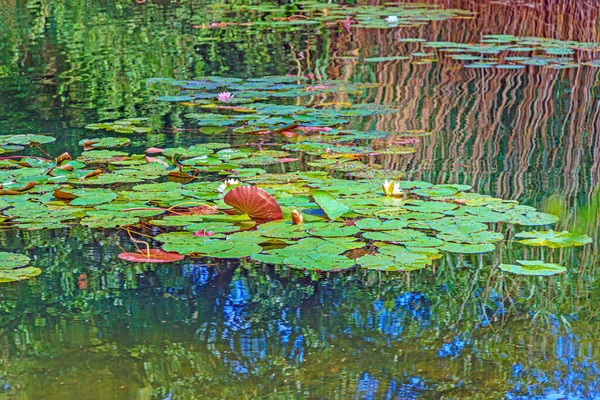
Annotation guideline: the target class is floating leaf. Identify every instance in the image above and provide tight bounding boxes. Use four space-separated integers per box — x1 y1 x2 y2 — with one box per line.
515 230 592 248
0 134 55 145
429 218 488 234
412 184 470 197
437 230 503 244
0 252 40 283
355 218 408 231
356 254 395 269
118 249 185 263
356 251 430 271
307 224 359 238
313 190 350 220
80 137 131 149
439 242 495 254
223 186 283 224
364 56 410 62
362 229 425 243
283 252 355 272
509 211 559 226
258 220 309 239
498 260 566 276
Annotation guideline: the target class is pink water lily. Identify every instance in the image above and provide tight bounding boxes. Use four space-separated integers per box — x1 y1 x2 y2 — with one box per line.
193 229 215 237
217 92 234 103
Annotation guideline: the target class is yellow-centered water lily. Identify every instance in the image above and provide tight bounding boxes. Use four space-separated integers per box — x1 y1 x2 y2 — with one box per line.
218 178 240 194
382 180 401 196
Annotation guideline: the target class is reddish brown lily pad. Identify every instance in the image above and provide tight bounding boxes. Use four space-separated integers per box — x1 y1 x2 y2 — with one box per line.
146 147 164 154
223 186 283 224
279 157 299 163
118 249 185 263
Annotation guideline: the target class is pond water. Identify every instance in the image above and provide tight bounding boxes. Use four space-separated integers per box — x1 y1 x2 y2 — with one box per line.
2 1 600 399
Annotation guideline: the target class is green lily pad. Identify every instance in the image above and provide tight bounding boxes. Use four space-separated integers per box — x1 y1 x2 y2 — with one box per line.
412 184 470 197
0 252 41 283
498 260 566 276
283 253 355 272
313 190 351 220
364 56 410 62
356 254 395 269
429 219 488 234
68 190 118 206
184 222 240 234
80 137 131 149
357 251 430 271
362 229 425 243
507 211 559 226
437 230 504 244
210 243 263 258
403 200 458 213
307 224 360 238
80 213 140 228
440 242 496 254
162 237 235 255
355 218 408 231
257 221 309 239
515 230 592 248
0 134 56 145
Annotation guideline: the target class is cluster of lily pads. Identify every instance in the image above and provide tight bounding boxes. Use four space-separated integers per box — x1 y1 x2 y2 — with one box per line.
85 118 153 134
0 252 39 283
148 75 398 128
370 35 600 70
424 35 600 69
190 1 599 71
0 73 593 282
0 131 592 281
200 1 472 30
146 75 420 173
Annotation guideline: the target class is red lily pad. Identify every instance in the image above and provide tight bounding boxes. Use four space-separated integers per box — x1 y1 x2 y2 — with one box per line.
171 205 218 215
279 157 299 163
145 156 169 167
223 186 283 224
118 249 185 263
279 130 299 138
296 126 332 133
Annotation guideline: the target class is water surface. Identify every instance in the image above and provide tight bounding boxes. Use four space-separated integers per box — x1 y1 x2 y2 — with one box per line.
1 1 600 398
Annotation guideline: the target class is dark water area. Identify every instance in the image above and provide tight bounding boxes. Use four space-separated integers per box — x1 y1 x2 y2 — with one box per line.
2 1 600 399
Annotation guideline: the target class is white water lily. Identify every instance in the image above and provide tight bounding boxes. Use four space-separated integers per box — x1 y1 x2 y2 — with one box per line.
218 178 240 194
385 15 399 25
382 180 401 196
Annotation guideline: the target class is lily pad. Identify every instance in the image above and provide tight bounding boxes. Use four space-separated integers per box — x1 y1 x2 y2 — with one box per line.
313 190 351 220
355 218 408 231
498 260 567 276
0 252 41 283
118 249 185 263
515 230 592 248
439 242 496 254
0 134 56 145
307 224 360 238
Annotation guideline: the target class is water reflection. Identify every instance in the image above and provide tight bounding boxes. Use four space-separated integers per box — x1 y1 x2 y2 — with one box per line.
1 234 599 398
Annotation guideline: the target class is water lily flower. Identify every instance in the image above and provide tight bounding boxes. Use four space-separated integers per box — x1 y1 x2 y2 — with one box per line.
218 178 240 194
193 229 215 237
385 15 399 25
382 180 401 196
217 92 234 103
